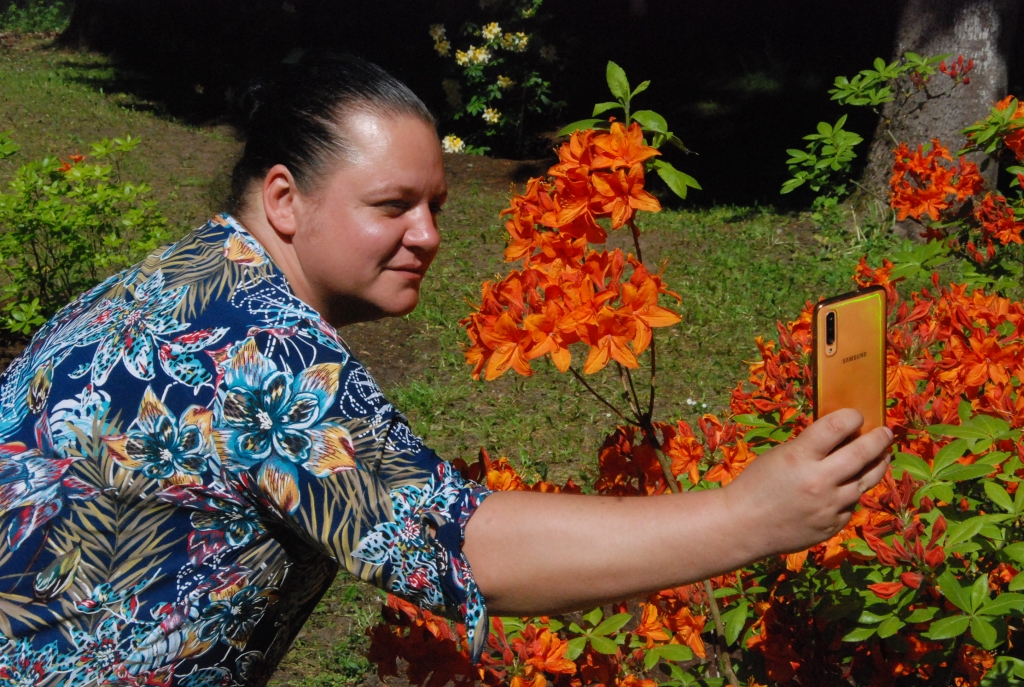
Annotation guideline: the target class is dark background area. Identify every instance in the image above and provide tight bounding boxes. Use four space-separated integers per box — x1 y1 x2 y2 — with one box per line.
46 0 1024 207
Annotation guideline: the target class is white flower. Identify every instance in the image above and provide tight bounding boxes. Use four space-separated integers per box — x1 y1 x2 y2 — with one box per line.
441 134 466 154
455 50 470 67
481 22 501 42
429 24 446 41
500 31 529 52
467 45 491 65
702 403 708 409
686 398 696 406
496 75 514 90
482 108 501 125
433 40 450 56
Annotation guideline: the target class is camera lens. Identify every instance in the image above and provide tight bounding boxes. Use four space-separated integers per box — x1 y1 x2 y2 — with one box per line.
825 311 836 345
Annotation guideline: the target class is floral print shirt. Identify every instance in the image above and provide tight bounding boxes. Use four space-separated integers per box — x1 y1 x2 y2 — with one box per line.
0 215 491 686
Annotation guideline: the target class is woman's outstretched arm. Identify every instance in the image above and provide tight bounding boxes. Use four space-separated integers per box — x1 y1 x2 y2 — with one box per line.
462 408 893 616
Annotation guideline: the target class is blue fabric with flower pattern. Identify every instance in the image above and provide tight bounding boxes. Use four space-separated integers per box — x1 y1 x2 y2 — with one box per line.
0 215 491 686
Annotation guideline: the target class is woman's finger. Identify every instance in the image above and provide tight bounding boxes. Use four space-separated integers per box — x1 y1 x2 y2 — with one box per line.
789 409 866 461
825 425 894 484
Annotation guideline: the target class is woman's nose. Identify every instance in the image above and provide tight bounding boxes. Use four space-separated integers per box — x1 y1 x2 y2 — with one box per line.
404 206 441 254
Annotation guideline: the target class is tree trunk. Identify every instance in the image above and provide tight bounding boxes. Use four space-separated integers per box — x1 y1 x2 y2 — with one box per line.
860 0 1019 205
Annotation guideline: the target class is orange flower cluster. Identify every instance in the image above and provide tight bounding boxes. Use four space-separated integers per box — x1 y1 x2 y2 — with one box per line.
995 95 1024 162
462 123 682 379
889 140 984 222
726 259 1024 685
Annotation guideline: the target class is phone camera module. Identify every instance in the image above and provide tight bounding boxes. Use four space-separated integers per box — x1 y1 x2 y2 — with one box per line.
825 311 836 345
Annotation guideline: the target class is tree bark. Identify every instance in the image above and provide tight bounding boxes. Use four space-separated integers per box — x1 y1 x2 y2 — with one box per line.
860 0 1019 205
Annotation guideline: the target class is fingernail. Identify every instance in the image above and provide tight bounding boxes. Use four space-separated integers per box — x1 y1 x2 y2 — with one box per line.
883 426 894 441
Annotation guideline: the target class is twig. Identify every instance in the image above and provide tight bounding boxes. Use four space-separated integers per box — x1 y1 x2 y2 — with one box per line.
641 419 738 687
628 215 735 684
647 334 657 420
618 363 643 419
569 367 638 427
703 578 740 687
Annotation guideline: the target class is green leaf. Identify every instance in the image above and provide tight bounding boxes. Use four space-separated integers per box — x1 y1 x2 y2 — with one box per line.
971 616 999 650
722 601 749 646
980 592 1024 617
558 119 604 136
583 607 604 627
593 612 632 636
857 610 889 625
905 606 939 623
590 635 619 654
938 571 971 612
945 515 1006 549
932 439 969 478
893 452 930 481
971 574 990 613
606 61 630 102
942 463 997 482
592 102 620 116
1003 542 1024 566
657 643 693 663
653 159 701 199
1010 574 1024 592
842 626 877 642
986 482 1015 512
925 614 971 640
877 615 905 638
566 636 587 661
632 110 668 133
631 80 650 98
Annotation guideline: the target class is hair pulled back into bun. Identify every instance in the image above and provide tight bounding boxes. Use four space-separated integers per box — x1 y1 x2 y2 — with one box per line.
227 52 435 214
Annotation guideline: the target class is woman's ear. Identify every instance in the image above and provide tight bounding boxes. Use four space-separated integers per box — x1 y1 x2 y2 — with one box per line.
262 164 302 239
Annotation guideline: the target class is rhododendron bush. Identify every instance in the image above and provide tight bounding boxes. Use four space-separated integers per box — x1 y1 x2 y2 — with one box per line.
366 67 1024 687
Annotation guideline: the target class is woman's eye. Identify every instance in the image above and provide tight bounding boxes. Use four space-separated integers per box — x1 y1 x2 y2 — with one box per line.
379 200 409 214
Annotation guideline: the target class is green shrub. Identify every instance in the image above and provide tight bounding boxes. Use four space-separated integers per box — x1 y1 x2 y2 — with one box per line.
0 0 69 34
0 135 170 335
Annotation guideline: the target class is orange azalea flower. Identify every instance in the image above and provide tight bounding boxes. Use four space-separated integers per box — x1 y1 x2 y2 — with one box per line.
785 550 808 572
953 644 995 687
617 676 658 687
633 603 670 648
478 312 533 380
579 305 640 373
591 164 661 229
974 192 1024 245
703 439 755 486
664 606 706 659
660 420 704 485
591 121 661 171
887 349 929 398
889 139 983 222
512 625 577 676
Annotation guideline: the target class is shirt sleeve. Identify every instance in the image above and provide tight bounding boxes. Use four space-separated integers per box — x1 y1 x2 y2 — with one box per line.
212 330 493 660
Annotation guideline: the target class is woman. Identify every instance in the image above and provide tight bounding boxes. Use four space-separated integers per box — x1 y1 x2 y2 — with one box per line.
0 54 892 685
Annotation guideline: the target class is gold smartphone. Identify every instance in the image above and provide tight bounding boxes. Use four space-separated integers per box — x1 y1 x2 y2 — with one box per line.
812 286 887 435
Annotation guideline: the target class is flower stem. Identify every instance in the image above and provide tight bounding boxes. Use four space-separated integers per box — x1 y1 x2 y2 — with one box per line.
628 215 734 684
703 578 740 687
569 367 638 427
617 363 643 419
641 418 739 687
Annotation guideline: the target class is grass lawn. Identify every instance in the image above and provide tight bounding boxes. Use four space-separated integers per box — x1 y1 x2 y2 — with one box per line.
0 36 898 686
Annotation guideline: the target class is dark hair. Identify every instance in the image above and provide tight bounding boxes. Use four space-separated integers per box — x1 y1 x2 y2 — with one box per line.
228 52 435 213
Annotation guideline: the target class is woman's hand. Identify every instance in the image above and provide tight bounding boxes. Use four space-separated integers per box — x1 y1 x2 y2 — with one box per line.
723 408 893 560
464 408 893 615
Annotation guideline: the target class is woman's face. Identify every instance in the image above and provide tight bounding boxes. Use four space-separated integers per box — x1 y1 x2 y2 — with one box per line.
292 112 446 326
